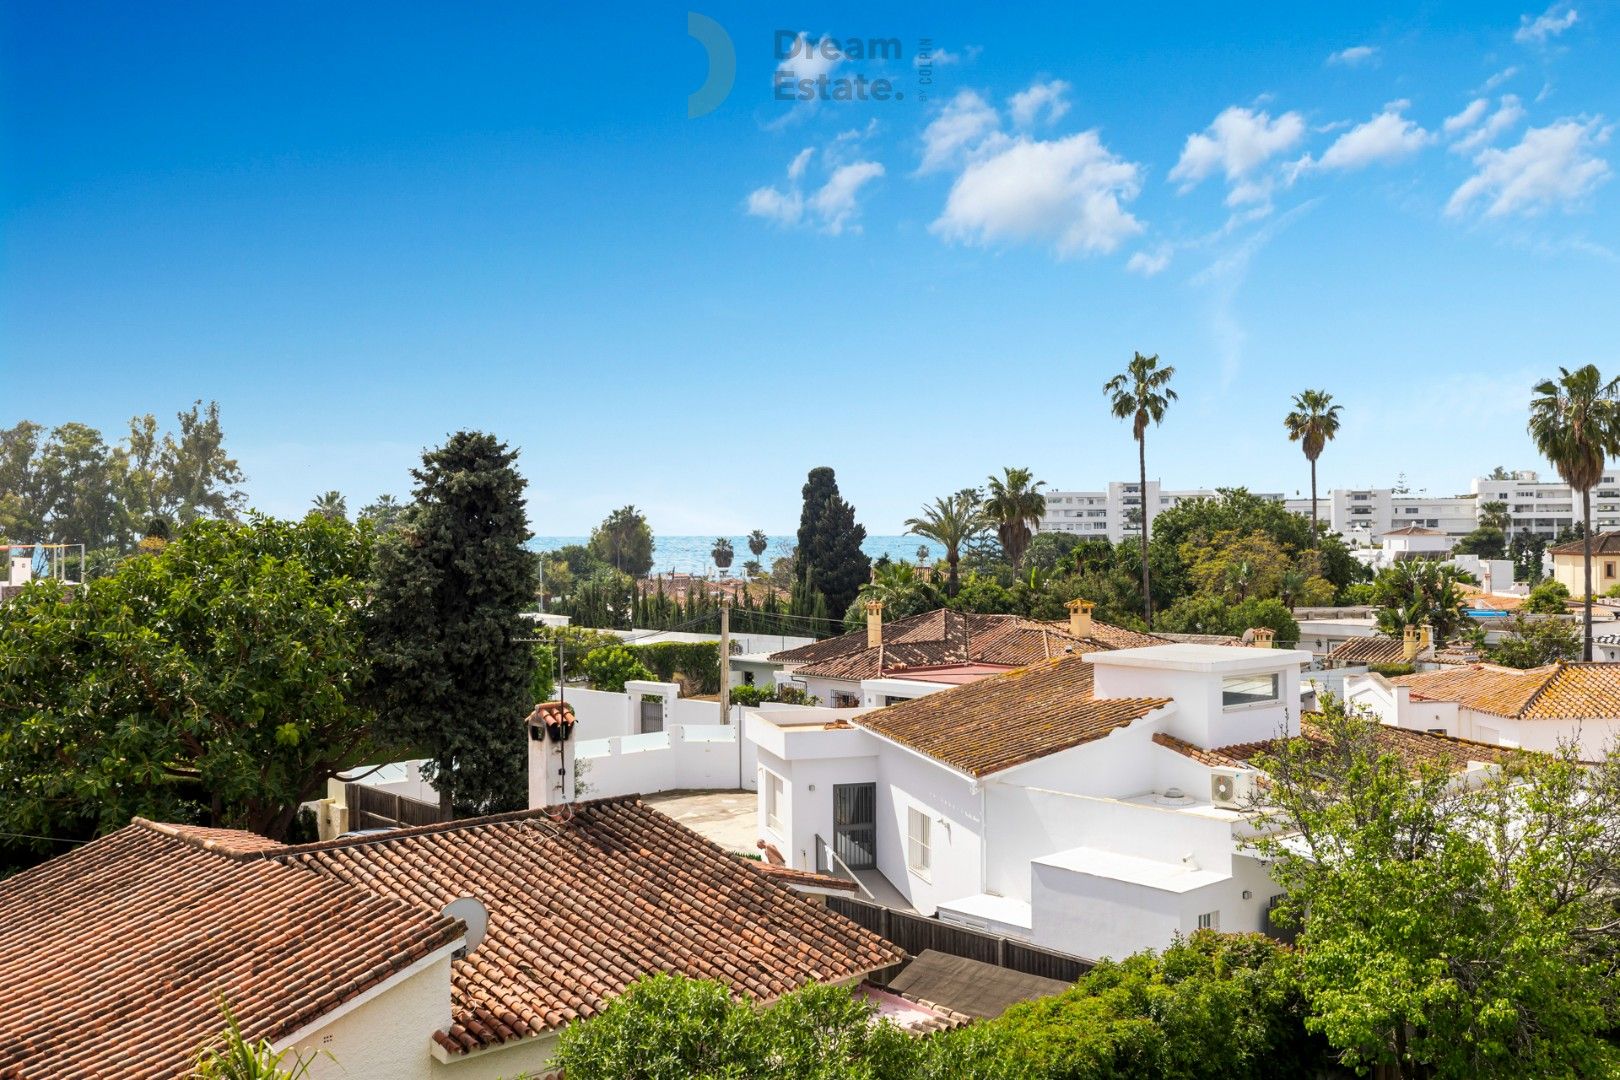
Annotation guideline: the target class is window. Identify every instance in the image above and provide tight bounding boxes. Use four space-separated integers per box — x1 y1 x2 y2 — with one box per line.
765 772 784 833
832 692 860 708
1197 911 1219 931
906 807 931 876
1222 672 1280 708
1607 561 1616 579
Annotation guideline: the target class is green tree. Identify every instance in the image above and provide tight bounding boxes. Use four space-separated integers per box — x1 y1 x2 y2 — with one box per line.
843 562 942 628
1256 697 1620 1078
1528 364 1620 659
1452 526 1506 559
792 467 870 622
1283 389 1343 547
368 431 538 815
357 493 405 533
1511 532 1547 584
905 491 985 598
581 646 654 692
33 422 128 549
1478 499 1511 533
1105 352 1177 624
748 529 769 559
1155 595 1300 646
711 537 735 572
1487 614 1581 667
982 468 1046 570
310 490 347 521
590 506 656 577
1370 560 1477 643
1182 529 1291 603
122 401 246 529
0 514 379 849
1522 578 1571 614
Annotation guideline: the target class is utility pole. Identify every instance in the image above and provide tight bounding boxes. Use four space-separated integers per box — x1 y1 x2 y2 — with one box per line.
719 600 732 724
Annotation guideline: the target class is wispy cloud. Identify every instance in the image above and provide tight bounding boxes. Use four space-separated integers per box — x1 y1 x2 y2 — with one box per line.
1327 45 1379 67
1448 95 1526 153
1515 3 1579 44
1447 117 1612 217
746 146 885 234
1008 79 1071 128
916 90 1002 174
1292 102 1431 174
1169 106 1307 207
1126 246 1173 276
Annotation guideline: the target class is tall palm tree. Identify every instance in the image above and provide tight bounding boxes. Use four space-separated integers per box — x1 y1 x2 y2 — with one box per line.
311 490 347 521
711 537 735 573
983 468 1046 568
1105 352 1177 624
1283 389 1342 548
905 492 985 598
747 529 769 559
1478 500 1511 533
1528 365 1620 660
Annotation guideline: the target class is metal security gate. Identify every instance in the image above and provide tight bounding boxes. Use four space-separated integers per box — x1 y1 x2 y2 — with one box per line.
833 783 876 870
639 696 664 733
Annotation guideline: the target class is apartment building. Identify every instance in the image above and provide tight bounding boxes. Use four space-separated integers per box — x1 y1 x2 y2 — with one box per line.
1038 481 1285 544
1469 470 1620 539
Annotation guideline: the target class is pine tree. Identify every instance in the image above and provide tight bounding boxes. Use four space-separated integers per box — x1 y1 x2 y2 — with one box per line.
368 431 538 814
792 467 870 623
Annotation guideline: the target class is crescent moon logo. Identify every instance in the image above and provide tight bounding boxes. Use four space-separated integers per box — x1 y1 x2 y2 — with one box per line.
687 12 735 119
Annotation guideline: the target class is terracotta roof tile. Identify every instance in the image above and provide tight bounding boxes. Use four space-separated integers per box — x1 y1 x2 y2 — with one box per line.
1327 636 1418 665
0 823 462 1080
282 797 903 1054
1550 531 1620 556
744 860 860 892
854 653 1168 777
1393 661 1620 720
1202 718 1525 772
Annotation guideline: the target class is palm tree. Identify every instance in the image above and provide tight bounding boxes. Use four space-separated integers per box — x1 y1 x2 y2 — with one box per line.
1105 352 1177 624
711 537 735 574
983 468 1046 568
905 492 985 598
1528 365 1620 660
747 529 769 559
1478 500 1511 533
1283 389 1342 548
742 558 762 579
311 490 347 521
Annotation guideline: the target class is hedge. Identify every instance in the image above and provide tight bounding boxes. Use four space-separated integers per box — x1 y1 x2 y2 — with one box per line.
624 642 721 694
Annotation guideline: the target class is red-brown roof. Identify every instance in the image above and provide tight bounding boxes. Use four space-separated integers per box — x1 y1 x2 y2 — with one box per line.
770 609 1161 681
855 653 1169 777
746 860 860 892
1550 531 1620 556
1153 718 1525 773
0 822 462 1080
282 798 902 1054
1391 662 1620 720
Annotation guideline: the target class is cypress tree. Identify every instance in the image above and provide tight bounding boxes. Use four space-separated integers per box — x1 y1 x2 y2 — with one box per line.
368 431 538 815
792 467 870 622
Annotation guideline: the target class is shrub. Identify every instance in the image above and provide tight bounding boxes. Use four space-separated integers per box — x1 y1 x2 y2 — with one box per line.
625 642 721 694
581 646 654 693
1524 579 1572 614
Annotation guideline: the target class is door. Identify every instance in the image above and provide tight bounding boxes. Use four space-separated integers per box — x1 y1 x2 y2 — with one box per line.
832 783 876 870
639 697 664 734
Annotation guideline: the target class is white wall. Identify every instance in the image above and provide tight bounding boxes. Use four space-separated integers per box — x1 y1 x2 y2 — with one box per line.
290 951 452 1080
872 744 983 916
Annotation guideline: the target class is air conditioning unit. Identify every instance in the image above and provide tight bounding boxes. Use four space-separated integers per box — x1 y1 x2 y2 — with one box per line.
1210 769 1255 809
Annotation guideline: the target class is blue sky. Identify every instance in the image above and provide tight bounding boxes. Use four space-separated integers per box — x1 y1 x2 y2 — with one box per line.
3 2 1617 534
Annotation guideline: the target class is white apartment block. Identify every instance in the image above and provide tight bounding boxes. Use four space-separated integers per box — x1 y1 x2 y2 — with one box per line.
1038 481 1285 544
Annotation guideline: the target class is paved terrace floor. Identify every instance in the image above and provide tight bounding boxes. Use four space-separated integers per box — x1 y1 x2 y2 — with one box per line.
642 789 759 853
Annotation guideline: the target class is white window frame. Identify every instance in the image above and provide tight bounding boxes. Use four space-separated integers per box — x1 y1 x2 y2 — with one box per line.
764 771 785 835
906 806 931 879
1197 911 1219 931
1221 672 1280 710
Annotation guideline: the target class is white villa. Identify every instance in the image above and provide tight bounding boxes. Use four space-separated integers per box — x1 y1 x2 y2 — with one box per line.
747 641 1310 960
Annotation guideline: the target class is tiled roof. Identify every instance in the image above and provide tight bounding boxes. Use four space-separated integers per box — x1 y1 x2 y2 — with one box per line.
1550 531 1620 556
1156 720 1523 773
529 700 577 738
1392 662 1620 720
854 653 1169 777
283 798 903 1054
1327 636 1418 665
769 609 1161 681
746 860 860 892
0 822 462 1080
1383 525 1449 537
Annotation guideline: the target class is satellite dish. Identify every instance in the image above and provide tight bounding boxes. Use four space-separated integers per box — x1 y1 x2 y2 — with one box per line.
442 896 489 957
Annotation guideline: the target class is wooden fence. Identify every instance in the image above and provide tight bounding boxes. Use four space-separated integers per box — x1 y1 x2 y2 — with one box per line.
344 783 446 832
828 895 1093 984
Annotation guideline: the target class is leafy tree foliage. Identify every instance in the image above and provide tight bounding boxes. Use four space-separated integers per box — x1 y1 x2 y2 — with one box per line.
1522 578 1572 614
368 432 538 814
1486 614 1582 667
581 646 654 692
1370 560 1477 643
358 493 405 533
1510 532 1547 584
843 562 943 628
310 490 347 521
792 467 870 623
1452 526 1506 559
712 537 734 571
0 513 379 852
1256 697 1620 1078
590 506 656 577
905 491 986 597
1155 595 1300 645
748 529 770 558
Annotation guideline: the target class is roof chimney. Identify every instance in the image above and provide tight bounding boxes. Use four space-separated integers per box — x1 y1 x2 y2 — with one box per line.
1250 627 1275 648
1402 624 1421 663
1066 598 1095 640
1418 622 1432 652
865 599 884 649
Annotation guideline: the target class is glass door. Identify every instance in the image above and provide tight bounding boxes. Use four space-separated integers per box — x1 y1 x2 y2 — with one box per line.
832 783 876 870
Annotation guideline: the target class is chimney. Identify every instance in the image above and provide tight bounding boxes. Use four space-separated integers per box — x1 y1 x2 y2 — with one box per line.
1418 623 1432 652
1401 625 1420 663
1066 598 1095 640
865 599 884 649
1250 627 1276 648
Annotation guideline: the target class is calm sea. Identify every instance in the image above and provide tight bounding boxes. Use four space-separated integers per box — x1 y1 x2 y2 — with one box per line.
532 535 942 577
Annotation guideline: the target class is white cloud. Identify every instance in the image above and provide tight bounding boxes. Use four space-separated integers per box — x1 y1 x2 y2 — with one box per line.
1327 45 1379 66
1295 103 1431 173
1126 246 1172 276
1515 3 1579 44
930 131 1144 257
809 161 886 234
1169 107 1307 201
1481 66 1520 92
1450 95 1526 153
1008 79 1071 127
915 47 962 67
1444 98 1490 134
747 148 885 234
917 90 1003 174
1447 118 1611 217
